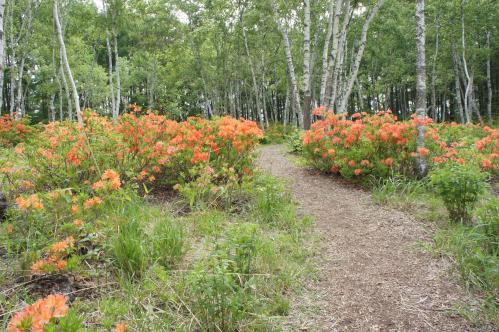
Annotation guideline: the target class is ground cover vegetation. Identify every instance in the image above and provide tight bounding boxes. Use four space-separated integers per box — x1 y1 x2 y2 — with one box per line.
0 111 313 331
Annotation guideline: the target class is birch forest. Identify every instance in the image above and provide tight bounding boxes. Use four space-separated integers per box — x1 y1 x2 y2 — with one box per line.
1 0 498 126
1 0 498 331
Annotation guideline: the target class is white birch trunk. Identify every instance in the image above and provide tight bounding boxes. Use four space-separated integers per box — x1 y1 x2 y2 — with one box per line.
415 0 427 176
329 0 351 110
54 0 82 124
337 0 384 114
451 44 465 123
242 23 264 128
113 24 121 117
0 0 5 114
283 83 290 126
460 0 472 124
323 0 343 109
106 32 116 117
486 31 493 125
303 0 312 129
320 0 336 106
430 18 439 121
271 0 303 127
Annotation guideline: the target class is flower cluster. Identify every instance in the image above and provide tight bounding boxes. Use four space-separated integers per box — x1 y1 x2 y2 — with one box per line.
92 169 122 191
31 236 74 275
303 109 498 179
7 294 68 332
117 112 263 185
303 110 423 178
0 114 33 147
15 194 44 211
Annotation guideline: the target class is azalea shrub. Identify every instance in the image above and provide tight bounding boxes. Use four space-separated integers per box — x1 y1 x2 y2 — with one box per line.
0 114 33 147
2 110 262 195
302 108 498 180
117 111 263 186
1 110 262 280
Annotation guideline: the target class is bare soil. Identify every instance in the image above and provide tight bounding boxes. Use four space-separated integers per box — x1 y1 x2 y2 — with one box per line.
257 145 482 332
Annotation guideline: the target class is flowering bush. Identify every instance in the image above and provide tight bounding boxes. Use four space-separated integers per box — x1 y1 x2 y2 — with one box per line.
302 109 498 180
1 110 264 330
0 114 33 147
117 112 263 186
3 110 262 196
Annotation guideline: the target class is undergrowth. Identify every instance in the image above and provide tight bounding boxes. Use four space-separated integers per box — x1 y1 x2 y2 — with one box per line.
1 173 312 331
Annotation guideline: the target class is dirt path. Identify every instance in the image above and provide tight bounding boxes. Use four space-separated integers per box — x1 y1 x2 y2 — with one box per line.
258 145 476 332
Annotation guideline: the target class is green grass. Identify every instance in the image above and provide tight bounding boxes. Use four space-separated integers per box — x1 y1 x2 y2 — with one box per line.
1 173 312 331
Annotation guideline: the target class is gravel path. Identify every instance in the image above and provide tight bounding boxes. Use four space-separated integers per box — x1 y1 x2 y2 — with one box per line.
257 144 476 331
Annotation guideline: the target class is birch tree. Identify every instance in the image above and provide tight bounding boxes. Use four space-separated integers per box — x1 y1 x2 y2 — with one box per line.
415 0 427 176
54 0 82 124
303 0 312 129
271 0 303 128
0 0 5 114
336 0 384 114
486 31 492 125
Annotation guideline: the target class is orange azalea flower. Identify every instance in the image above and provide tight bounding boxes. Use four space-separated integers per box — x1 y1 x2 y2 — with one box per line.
115 323 128 332
71 204 80 214
73 219 84 228
31 259 52 275
417 147 430 156
347 160 356 167
482 159 492 168
15 196 29 210
360 160 370 166
15 195 44 211
55 260 67 270
354 169 362 176
7 294 68 332
14 144 25 154
383 158 394 167
84 197 102 209
49 236 74 254
92 180 105 191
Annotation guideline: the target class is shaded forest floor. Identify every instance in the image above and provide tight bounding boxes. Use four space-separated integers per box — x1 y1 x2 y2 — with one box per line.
257 144 487 331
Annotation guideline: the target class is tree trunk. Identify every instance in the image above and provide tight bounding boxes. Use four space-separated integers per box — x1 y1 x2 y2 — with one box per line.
54 0 82 124
451 44 465 123
320 0 336 106
431 17 439 121
106 32 116 118
283 83 290 126
486 31 493 125
14 56 25 117
337 0 384 114
241 20 264 128
60 56 72 120
460 0 472 124
271 0 303 128
415 0 427 176
112 20 121 117
49 94 56 122
0 0 5 114
303 0 312 129
326 0 348 111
